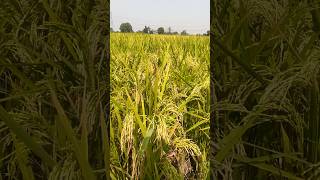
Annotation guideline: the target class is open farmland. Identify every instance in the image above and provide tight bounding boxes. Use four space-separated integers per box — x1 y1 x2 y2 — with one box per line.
110 33 210 179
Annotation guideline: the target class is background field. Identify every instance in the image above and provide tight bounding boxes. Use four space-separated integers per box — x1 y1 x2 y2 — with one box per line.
110 33 210 179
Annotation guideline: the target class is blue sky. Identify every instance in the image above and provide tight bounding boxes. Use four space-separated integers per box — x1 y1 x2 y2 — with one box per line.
111 0 209 34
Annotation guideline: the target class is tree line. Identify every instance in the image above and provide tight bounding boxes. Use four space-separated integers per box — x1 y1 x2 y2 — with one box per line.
111 22 209 36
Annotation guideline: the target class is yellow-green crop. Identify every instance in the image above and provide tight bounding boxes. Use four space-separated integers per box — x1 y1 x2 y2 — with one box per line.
110 33 210 179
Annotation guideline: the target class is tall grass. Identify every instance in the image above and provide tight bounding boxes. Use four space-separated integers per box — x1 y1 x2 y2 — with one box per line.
0 0 108 179
110 33 210 179
212 0 320 179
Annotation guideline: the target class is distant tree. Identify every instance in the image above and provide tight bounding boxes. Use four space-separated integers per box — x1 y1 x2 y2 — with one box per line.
157 27 165 34
168 27 172 34
206 30 210 36
110 27 114 32
181 30 188 35
143 26 150 34
120 22 133 32
149 29 154 34
172 32 178 35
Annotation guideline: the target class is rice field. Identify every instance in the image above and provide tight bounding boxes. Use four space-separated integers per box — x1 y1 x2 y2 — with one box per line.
212 0 320 179
0 0 108 179
110 33 210 179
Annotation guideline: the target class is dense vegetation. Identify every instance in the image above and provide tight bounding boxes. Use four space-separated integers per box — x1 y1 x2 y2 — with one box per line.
110 33 210 179
113 22 210 36
212 0 320 179
0 0 108 179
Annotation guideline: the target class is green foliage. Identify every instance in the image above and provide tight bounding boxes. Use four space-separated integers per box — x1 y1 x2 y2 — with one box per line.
181 30 188 36
143 26 151 34
157 27 165 34
212 0 320 179
0 0 109 179
120 22 133 33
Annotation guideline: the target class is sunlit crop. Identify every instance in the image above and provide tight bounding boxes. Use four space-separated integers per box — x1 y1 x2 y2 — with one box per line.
110 33 210 179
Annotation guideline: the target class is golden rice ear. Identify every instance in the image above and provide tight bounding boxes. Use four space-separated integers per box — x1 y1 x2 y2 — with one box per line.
156 116 170 144
120 113 134 155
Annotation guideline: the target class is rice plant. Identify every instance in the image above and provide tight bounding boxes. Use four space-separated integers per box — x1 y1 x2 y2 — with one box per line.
110 33 210 179
0 0 108 179
212 0 320 179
